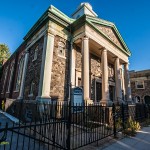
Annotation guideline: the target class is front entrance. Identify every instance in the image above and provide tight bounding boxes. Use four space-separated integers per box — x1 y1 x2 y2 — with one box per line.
96 82 102 102
109 85 115 102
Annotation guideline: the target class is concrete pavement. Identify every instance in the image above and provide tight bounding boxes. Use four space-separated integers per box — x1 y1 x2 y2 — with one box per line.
100 127 150 150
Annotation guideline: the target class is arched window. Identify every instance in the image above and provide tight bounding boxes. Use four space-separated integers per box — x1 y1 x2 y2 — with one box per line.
135 96 140 103
2 67 8 92
15 57 24 91
7 62 14 92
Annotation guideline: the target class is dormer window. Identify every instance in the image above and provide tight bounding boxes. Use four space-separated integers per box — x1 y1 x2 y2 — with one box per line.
32 45 38 61
58 41 66 58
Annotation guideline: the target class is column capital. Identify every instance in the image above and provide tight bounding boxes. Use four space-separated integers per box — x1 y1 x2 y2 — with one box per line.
45 29 56 37
102 48 107 52
25 48 29 54
82 35 89 40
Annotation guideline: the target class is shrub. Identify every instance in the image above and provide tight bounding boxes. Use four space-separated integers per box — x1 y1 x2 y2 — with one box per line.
123 116 141 136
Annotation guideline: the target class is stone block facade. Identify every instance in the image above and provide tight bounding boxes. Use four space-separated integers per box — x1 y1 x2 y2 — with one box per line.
0 3 132 111
130 70 150 104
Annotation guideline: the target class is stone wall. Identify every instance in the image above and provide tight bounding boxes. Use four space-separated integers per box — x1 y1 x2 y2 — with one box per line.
130 70 150 103
75 45 82 71
24 37 44 100
90 54 102 101
0 43 26 100
50 35 70 101
131 80 150 102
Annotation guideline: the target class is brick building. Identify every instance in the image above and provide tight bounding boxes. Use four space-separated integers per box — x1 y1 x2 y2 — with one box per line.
130 70 150 104
0 3 132 107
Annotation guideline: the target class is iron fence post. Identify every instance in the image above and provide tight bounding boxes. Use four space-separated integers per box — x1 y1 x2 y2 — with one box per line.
66 83 72 150
121 103 125 130
112 103 116 138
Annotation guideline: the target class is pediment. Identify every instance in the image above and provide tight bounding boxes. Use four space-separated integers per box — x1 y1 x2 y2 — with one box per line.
95 24 124 49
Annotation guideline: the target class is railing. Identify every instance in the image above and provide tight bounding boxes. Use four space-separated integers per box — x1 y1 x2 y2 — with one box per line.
0 102 149 150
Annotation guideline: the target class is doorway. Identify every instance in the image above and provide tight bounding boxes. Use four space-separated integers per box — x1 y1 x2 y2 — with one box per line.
144 96 150 104
109 85 115 102
96 82 102 102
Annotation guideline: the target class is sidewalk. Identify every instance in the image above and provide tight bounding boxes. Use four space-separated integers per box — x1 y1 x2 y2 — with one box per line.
100 127 150 150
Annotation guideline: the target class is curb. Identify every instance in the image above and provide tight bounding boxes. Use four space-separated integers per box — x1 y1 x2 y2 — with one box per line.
0 109 19 123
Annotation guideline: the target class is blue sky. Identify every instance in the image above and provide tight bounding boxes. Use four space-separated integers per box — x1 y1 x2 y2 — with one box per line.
0 0 150 71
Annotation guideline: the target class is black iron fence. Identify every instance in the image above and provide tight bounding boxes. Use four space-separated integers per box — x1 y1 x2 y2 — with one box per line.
0 102 150 150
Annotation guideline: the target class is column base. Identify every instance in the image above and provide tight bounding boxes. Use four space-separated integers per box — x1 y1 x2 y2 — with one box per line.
127 100 133 105
100 99 113 106
113 99 126 105
17 96 23 102
36 96 51 104
85 98 93 105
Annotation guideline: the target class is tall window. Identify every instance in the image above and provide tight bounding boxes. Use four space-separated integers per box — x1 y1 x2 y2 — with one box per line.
15 57 24 91
32 45 38 61
2 67 8 92
28 81 34 100
58 41 66 57
7 63 14 92
29 81 34 96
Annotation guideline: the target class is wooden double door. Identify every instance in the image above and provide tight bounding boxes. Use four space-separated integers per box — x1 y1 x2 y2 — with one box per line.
96 82 115 102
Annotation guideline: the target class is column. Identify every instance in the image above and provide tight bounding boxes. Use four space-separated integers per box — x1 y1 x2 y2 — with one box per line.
17 49 29 101
115 57 123 104
124 63 132 103
100 49 111 106
36 31 55 102
70 40 75 87
82 36 90 100
121 66 125 101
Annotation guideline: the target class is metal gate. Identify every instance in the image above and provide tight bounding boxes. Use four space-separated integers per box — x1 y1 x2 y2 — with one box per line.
0 102 139 150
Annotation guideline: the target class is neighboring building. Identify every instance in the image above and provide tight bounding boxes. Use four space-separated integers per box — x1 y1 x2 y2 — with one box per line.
130 70 150 104
0 3 132 106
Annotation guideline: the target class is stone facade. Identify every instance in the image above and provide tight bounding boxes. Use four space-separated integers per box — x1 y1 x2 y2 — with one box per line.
50 36 70 101
0 3 132 110
24 37 44 100
130 70 150 104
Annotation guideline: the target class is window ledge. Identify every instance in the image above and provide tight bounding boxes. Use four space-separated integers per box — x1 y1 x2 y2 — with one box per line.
13 90 19 93
58 55 66 59
32 58 37 62
28 94 33 97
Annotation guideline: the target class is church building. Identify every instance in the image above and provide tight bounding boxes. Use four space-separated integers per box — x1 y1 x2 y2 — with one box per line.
0 3 132 106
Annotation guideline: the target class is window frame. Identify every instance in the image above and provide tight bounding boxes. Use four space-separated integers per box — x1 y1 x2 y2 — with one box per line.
32 45 38 62
58 41 66 58
1 66 8 93
15 56 24 91
6 62 15 93
135 80 145 89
